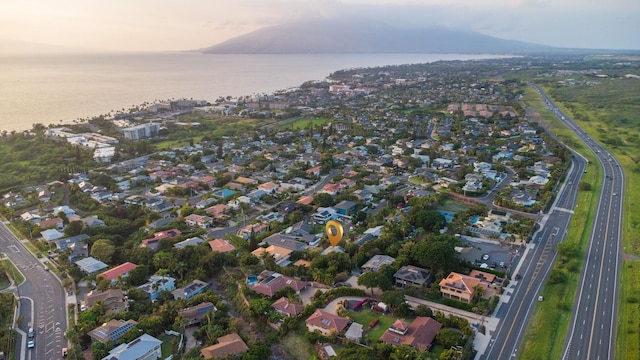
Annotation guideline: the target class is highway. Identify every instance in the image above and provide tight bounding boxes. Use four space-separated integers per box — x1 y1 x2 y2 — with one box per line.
480 149 586 360
531 85 624 360
0 222 68 360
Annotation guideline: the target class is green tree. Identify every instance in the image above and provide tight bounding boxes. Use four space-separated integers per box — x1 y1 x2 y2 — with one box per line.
64 221 84 236
436 328 464 348
90 239 115 263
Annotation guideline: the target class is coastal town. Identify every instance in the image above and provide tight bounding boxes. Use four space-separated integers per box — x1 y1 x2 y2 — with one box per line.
0 57 578 360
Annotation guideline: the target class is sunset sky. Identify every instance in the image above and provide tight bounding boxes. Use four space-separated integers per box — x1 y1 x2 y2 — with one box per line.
1 0 638 52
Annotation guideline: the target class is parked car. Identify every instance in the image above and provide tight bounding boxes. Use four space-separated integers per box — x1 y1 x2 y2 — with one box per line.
482 254 490 261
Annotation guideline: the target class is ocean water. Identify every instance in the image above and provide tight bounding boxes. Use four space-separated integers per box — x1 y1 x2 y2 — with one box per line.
0 52 502 132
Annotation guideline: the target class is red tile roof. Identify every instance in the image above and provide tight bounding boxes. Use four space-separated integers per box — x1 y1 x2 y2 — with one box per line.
98 262 137 281
380 317 442 350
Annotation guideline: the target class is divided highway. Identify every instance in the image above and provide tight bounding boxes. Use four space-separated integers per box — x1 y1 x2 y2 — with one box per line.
532 86 624 360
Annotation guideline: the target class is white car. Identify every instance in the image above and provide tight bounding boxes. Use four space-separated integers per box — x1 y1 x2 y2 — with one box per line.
28 340 35 348
482 254 490 261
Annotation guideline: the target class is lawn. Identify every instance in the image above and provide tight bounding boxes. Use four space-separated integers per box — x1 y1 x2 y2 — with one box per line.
617 260 640 360
348 309 400 342
277 118 329 130
280 332 316 360
159 333 179 357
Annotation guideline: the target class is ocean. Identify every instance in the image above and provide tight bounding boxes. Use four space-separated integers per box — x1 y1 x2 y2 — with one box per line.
0 52 504 132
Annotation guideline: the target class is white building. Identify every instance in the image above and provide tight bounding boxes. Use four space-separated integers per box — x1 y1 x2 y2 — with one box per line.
123 123 160 140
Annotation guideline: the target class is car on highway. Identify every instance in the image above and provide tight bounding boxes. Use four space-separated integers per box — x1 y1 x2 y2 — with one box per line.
27 340 34 348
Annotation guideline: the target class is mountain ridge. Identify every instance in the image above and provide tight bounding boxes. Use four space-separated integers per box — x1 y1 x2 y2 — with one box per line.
201 19 551 54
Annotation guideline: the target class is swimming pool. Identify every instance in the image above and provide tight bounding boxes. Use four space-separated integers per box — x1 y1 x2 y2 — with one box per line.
247 275 258 286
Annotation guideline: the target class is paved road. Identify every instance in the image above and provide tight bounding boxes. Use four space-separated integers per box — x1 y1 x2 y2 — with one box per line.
0 222 68 360
532 85 624 360
479 86 589 360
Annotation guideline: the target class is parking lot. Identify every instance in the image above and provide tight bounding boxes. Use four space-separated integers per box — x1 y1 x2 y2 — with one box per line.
457 235 518 272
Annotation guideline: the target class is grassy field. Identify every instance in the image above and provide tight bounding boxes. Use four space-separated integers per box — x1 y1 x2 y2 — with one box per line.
617 261 640 359
280 332 316 360
277 118 329 130
518 86 602 359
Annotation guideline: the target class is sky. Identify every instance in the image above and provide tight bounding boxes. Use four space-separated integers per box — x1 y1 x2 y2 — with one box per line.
1 0 639 52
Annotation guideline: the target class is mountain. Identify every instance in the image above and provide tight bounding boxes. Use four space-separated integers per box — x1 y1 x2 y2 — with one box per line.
201 19 551 54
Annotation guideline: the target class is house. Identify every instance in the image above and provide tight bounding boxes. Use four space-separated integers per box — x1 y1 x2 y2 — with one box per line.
98 262 138 284
208 239 235 253
237 223 268 240
439 272 488 304
249 272 309 297
305 309 350 336
141 228 182 251
380 317 442 351
312 207 338 224
361 255 395 272
172 279 209 300
261 233 309 251
100 333 162 360
184 214 213 229
173 236 205 249
41 229 64 242
84 289 128 314
138 275 176 302
75 257 108 274
394 265 433 288
200 333 249 359
80 215 106 227
258 181 279 194
271 297 304 317
54 234 90 251
334 200 356 217
178 302 216 326
205 204 230 218
36 217 64 230
88 319 138 344
251 245 293 267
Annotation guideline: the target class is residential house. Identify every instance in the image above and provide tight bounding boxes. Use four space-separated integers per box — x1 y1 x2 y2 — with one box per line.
439 272 488 304
311 207 338 224
100 333 162 360
41 229 64 242
251 245 293 267
172 279 209 300
184 214 213 229
75 257 108 274
200 333 249 360
98 262 138 284
88 319 138 344
138 275 176 302
380 317 442 351
84 289 128 314
141 229 182 252
394 265 433 288
54 234 90 251
205 204 230 219
208 239 235 253
334 200 356 217
258 181 279 194
36 217 64 230
178 302 217 326
261 233 310 250
271 297 304 317
237 223 268 240
80 215 106 227
249 272 309 297
173 236 205 249
305 309 350 336
361 255 395 272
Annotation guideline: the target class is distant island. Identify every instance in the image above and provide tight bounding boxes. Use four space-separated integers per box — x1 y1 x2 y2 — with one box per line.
200 19 551 54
